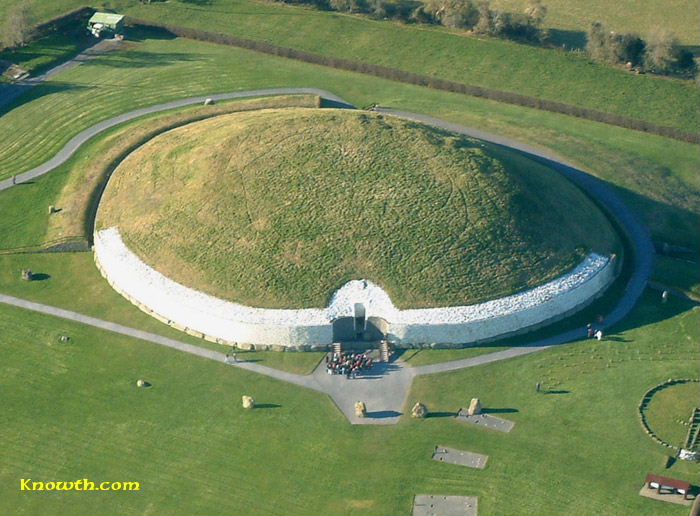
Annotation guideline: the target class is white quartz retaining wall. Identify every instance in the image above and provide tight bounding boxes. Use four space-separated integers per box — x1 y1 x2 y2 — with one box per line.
94 227 617 349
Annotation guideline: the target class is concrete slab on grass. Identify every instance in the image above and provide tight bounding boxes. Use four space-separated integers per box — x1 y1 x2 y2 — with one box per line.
412 495 477 516
456 410 514 433
432 445 488 469
638 485 694 506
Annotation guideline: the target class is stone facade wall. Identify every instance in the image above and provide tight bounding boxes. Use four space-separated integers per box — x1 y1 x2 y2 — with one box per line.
389 258 616 346
94 227 617 350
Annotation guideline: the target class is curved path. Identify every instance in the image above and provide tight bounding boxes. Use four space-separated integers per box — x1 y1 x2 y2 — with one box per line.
0 87 654 424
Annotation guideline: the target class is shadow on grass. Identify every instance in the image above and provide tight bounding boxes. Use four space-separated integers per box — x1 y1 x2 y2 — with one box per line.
547 28 587 50
93 50 199 69
542 390 570 395
482 407 519 413
366 410 401 419
125 26 178 43
605 336 631 342
427 411 458 418
30 273 50 281
255 403 281 409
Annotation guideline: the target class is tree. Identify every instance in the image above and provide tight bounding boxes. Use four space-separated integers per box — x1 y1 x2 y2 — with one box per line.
1 3 33 49
644 27 677 73
524 0 547 27
586 22 620 63
473 1 496 36
423 0 479 29
615 33 645 66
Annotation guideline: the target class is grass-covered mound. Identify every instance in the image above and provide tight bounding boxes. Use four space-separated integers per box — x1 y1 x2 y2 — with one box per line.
98 108 617 309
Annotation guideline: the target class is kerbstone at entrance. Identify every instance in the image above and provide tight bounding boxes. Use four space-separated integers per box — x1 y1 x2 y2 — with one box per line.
412 495 478 516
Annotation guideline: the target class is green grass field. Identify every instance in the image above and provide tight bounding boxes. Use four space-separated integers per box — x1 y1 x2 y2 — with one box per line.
0 252 323 374
1 292 697 515
98 107 616 308
0 11 698 516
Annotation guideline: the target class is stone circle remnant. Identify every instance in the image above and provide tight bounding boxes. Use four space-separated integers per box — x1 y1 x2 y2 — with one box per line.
242 395 255 409
355 401 367 418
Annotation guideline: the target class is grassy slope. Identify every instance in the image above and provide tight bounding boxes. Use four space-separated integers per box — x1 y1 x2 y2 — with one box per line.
0 252 323 374
0 293 696 516
121 0 699 132
99 108 616 308
0 34 696 249
0 31 90 77
652 256 700 298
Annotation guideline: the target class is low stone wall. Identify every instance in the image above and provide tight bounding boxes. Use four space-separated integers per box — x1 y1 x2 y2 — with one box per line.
94 227 617 349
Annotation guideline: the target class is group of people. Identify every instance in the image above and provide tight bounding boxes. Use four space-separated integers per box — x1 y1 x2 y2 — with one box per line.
326 351 373 378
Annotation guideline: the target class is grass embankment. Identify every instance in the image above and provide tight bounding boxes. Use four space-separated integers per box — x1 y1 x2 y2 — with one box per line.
121 0 699 132
0 292 696 515
0 252 323 374
99 108 617 308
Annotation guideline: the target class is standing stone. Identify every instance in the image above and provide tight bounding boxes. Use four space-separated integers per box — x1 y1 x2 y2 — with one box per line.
411 402 428 418
136 379 146 387
242 395 255 409
48 205 55 214
467 398 482 416
355 401 367 418
204 98 214 105
21 269 33 281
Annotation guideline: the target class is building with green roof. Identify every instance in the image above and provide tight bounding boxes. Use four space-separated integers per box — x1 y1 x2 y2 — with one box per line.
87 12 125 38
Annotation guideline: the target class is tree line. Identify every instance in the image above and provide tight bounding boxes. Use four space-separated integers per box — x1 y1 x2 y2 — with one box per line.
586 22 695 76
277 0 549 44
273 0 697 78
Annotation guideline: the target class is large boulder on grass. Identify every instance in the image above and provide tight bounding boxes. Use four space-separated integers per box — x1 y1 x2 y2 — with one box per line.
467 398 482 415
355 401 367 418
411 402 428 418
242 395 255 409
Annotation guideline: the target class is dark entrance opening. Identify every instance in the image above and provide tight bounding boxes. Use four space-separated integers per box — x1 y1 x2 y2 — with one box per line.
332 311 388 345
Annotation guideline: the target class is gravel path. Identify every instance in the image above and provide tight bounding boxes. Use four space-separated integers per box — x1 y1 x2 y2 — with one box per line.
0 80 654 423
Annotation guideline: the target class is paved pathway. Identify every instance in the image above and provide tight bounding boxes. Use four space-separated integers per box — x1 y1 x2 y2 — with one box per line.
0 79 654 423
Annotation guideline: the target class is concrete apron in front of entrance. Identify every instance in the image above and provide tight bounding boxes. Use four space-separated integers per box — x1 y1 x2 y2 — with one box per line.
311 359 415 424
